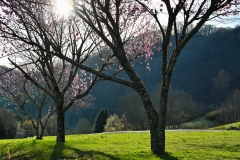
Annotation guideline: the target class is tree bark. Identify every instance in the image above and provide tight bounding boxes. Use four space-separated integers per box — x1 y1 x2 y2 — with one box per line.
36 128 44 139
143 86 168 154
135 87 162 154
35 119 42 139
56 107 65 142
150 125 165 154
35 130 41 139
157 86 169 153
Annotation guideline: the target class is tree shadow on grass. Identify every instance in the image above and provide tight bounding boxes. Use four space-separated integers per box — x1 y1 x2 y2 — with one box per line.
155 152 178 160
0 143 11 159
50 142 120 160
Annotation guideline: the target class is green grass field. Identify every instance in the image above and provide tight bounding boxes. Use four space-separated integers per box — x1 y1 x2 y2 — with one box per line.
1 131 240 159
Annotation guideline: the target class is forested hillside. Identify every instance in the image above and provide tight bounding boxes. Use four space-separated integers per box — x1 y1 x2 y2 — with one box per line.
91 25 240 112
1 25 240 131
171 26 240 104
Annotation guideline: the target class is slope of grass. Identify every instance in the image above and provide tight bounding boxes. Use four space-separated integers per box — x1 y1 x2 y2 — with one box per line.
180 116 215 129
0 131 240 159
210 122 240 130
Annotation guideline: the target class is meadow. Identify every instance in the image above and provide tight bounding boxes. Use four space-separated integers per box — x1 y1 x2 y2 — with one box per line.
0 131 240 160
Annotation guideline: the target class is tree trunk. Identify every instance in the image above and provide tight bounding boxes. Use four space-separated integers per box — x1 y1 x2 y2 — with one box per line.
149 103 167 154
139 93 163 154
35 129 41 139
36 127 44 140
38 124 45 140
151 83 169 154
150 124 165 154
36 133 43 139
35 120 42 139
56 108 65 142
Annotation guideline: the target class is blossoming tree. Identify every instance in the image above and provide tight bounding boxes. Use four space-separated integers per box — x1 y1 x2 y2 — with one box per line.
135 0 240 153
0 0 98 142
0 68 55 139
69 0 240 154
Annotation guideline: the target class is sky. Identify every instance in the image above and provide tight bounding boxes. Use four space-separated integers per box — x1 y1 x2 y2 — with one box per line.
0 57 11 67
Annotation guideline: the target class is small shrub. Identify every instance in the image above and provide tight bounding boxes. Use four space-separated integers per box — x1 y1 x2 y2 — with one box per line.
192 125 203 129
205 110 220 121
74 118 92 134
181 123 203 129
104 114 132 132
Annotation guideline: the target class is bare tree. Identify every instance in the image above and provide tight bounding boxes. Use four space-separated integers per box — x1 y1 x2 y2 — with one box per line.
166 90 199 129
198 24 217 36
118 92 149 130
44 115 57 136
151 87 199 129
74 118 92 134
22 120 35 137
217 89 240 124
211 69 232 104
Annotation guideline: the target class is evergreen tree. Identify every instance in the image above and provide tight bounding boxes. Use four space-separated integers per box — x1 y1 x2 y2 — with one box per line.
92 108 109 133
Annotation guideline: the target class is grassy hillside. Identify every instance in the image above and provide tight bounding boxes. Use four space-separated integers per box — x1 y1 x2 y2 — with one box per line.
210 122 240 130
180 117 215 129
1 131 240 159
